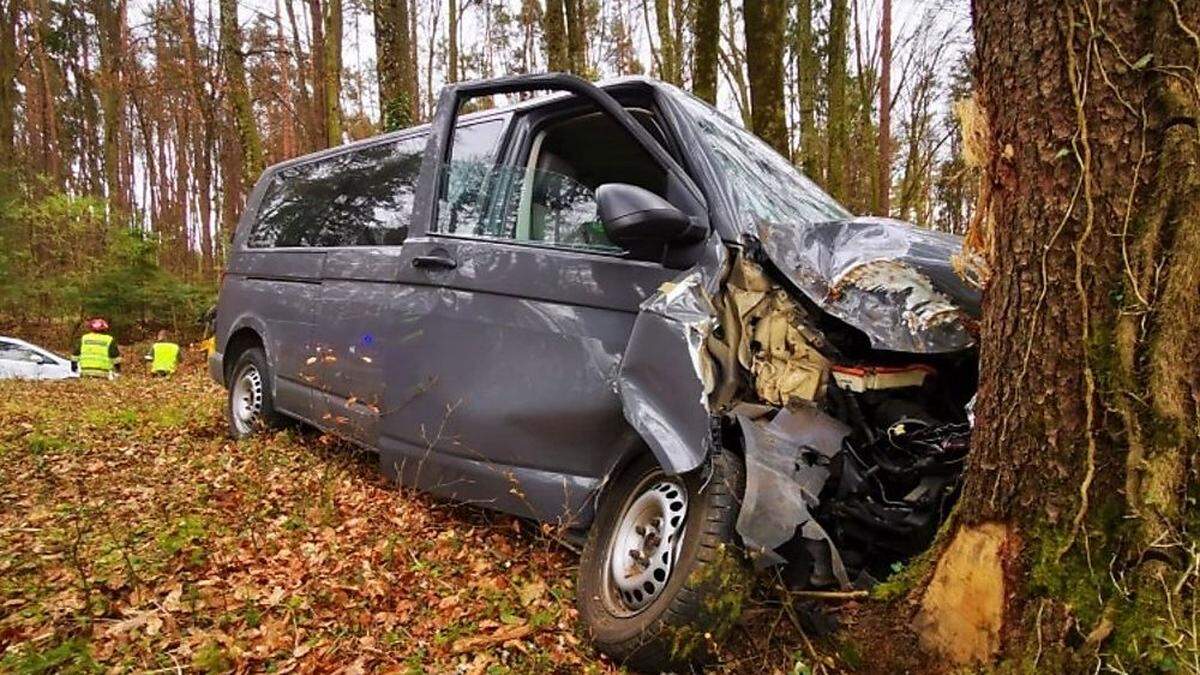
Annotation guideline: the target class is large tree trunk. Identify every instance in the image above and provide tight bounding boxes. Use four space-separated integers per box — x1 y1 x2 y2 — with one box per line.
885 0 1200 670
744 0 788 156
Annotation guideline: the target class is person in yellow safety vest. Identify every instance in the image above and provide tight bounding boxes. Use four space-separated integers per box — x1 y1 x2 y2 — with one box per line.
146 330 182 376
74 317 122 379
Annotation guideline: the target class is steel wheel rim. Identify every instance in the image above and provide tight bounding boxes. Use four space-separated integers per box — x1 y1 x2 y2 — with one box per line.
232 364 263 434
602 473 689 616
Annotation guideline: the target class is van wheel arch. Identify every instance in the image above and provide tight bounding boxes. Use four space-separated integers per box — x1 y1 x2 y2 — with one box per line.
223 327 265 386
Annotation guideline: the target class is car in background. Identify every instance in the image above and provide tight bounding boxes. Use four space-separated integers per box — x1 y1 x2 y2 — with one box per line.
0 337 78 380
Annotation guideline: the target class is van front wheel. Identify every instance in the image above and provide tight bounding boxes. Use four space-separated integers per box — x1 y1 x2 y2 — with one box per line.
577 451 749 672
226 347 286 439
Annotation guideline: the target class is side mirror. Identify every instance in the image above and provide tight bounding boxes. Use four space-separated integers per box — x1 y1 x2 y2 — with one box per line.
596 183 708 258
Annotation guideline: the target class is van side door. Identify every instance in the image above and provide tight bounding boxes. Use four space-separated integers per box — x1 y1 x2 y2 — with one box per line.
304 131 429 444
374 76 713 526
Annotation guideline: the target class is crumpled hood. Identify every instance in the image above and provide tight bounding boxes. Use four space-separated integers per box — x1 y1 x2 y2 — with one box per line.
758 217 980 353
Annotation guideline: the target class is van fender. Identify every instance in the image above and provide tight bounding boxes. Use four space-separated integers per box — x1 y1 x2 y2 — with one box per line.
222 314 272 371
615 238 727 476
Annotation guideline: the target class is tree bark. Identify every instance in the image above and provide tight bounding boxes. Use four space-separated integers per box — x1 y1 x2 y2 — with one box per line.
375 0 416 130
543 0 569 72
691 0 719 103
219 0 265 184
0 0 17 185
794 0 819 178
321 0 343 147
877 0 891 215
825 0 849 200
94 0 127 212
653 0 680 84
448 0 459 82
564 0 587 75
882 0 1200 670
744 0 788 156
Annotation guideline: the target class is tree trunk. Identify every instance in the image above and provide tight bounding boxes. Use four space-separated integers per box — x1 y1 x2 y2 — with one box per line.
219 0 265 184
884 1 1200 670
321 0 343 147
448 0 459 82
744 0 788 156
691 0 718 102
375 0 416 130
564 0 587 75
94 0 127 212
825 0 848 200
0 0 17 186
876 0 891 215
794 0 819 178
653 0 679 84
543 0 569 72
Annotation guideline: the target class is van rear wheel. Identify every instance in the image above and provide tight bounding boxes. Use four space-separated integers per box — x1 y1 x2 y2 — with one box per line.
577 451 749 672
226 347 286 439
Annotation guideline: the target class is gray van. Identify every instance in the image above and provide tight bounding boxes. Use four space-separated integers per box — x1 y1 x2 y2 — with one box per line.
210 74 979 670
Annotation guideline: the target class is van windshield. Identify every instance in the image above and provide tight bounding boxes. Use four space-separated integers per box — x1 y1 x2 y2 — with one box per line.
676 93 851 230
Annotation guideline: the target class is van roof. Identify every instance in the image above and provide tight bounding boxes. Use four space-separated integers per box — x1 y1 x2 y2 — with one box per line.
261 76 667 177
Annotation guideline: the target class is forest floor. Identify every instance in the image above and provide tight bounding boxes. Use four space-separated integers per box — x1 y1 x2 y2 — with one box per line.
0 360 875 673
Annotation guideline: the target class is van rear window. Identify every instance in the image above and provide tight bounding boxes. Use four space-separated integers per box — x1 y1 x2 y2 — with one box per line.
248 134 427 248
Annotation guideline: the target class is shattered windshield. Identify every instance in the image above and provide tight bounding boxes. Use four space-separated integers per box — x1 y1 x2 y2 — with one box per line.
677 94 852 229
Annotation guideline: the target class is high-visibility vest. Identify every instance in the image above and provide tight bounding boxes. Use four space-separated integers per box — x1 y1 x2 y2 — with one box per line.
79 332 114 375
151 342 181 374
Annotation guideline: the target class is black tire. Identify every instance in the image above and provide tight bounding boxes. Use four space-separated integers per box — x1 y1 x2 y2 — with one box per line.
577 451 749 673
225 346 287 439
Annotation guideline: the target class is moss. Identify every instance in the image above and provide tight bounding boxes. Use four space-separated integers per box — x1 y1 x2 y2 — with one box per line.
871 553 935 601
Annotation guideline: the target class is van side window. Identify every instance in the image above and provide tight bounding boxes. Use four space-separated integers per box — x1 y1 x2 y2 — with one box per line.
249 133 427 248
433 119 507 236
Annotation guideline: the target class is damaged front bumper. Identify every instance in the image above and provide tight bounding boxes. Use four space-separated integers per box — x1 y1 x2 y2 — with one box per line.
614 217 980 590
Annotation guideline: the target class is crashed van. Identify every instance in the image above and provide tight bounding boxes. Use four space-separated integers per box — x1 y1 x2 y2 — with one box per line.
209 74 978 671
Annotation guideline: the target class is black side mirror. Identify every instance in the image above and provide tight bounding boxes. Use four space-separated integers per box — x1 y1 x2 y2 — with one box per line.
596 183 708 258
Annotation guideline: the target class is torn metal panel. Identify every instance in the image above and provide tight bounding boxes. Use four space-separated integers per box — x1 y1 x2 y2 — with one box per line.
616 239 727 476
758 217 981 353
734 404 851 588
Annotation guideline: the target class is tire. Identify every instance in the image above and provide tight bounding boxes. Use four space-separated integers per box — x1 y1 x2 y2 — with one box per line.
225 346 286 439
577 451 749 673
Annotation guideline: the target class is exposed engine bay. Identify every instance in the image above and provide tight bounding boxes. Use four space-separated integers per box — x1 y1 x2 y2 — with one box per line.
712 248 976 588
617 218 980 591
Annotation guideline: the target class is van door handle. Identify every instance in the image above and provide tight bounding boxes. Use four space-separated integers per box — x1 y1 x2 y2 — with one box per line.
412 253 458 270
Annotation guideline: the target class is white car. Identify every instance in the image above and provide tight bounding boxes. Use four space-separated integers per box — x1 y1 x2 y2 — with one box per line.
0 337 79 380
